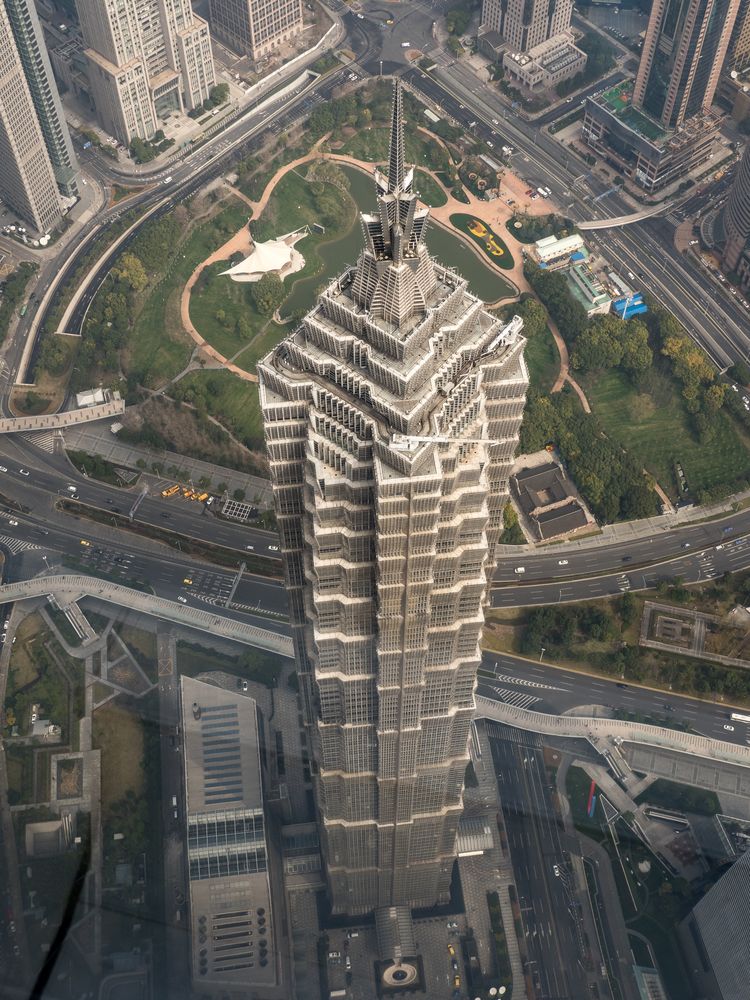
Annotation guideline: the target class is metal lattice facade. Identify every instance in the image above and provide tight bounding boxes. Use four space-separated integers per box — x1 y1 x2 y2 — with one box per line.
259 84 528 916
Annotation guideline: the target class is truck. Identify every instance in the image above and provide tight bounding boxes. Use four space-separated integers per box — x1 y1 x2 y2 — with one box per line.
536 187 547 198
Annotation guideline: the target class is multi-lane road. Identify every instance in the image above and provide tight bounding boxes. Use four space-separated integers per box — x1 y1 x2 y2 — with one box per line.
477 651 750 747
492 737 590 1000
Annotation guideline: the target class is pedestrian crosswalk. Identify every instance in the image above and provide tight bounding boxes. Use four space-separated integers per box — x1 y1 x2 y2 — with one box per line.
0 533 40 554
20 430 58 453
488 685 541 711
493 671 562 692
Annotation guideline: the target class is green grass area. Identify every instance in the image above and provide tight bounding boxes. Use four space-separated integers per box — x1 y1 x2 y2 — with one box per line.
584 368 750 500
449 213 515 271
177 640 284 687
635 778 721 816
524 325 558 392
189 260 269 358
93 702 145 815
126 196 251 387
233 320 288 374
414 169 447 207
117 625 158 684
338 127 451 174
175 369 263 450
5 745 34 804
487 892 514 996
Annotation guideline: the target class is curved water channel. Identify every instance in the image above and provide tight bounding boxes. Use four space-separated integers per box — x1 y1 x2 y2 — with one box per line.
280 164 516 316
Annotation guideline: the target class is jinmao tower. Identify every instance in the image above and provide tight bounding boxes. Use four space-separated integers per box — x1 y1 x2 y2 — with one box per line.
259 83 528 916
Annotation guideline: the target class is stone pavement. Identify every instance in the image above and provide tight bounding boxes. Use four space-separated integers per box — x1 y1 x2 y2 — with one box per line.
63 419 273 506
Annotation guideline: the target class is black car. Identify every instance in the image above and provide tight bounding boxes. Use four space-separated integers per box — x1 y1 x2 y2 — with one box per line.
616 682 628 689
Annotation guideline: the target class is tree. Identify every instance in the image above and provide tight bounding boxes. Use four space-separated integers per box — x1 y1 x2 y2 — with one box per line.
210 83 229 106
513 298 548 339
114 252 148 292
251 272 285 316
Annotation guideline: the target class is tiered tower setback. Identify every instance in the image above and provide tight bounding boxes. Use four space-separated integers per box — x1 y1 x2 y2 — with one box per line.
259 84 528 916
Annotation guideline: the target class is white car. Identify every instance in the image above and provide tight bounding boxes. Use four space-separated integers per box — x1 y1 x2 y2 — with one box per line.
558 559 569 566
724 724 735 731
401 41 411 48
245 545 255 551
177 595 187 604
0 466 6 473
18 468 29 476
553 865 561 877
8 519 17 526
514 566 525 575
268 545 279 552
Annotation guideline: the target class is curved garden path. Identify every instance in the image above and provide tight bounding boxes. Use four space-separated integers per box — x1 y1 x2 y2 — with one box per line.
180 143 591 411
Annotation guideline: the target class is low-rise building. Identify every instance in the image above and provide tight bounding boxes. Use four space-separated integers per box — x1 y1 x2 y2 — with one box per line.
532 232 585 267
512 460 592 541
503 32 586 92
582 81 719 193
565 258 611 316
181 675 279 995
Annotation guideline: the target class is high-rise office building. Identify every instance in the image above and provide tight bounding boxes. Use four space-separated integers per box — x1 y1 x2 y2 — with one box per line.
5 0 78 198
481 0 573 52
77 0 216 144
207 0 303 61
721 141 750 288
634 0 740 130
0 3 64 234
259 83 528 917
726 0 750 73
685 849 750 1000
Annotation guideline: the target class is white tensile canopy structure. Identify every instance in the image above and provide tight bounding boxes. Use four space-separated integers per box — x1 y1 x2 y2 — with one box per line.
221 227 310 283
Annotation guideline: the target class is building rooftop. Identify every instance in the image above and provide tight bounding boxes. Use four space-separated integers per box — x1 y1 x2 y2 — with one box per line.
593 81 666 143
181 676 276 990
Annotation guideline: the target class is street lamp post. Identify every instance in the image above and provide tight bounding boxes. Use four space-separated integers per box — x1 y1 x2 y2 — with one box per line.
539 647 545 663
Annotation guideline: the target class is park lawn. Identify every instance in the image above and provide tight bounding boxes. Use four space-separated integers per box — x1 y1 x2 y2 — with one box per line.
177 640 238 677
251 167 321 242
339 127 451 173
415 169 447 207
7 612 45 690
125 194 251 387
5 745 34 803
93 702 145 816
234 320 289 375
449 213 515 270
117 625 158 684
177 369 264 450
524 325 559 392
585 368 750 500
189 261 268 359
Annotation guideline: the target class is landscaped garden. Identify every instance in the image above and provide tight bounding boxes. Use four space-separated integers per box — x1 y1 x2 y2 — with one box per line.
450 214 515 270
584 368 750 502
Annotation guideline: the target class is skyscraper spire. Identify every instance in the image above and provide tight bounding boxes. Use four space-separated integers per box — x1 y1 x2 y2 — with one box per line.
387 80 405 193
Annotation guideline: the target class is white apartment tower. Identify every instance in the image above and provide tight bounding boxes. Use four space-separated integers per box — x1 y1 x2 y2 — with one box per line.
77 0 216 144
207 0 303 62
259 84 528 917
482 0 573 51
0 2 64 234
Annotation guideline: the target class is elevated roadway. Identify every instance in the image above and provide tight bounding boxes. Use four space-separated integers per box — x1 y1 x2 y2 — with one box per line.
0 575 294 655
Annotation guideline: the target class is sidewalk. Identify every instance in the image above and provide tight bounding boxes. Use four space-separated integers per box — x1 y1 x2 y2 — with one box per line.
62 420 274 507
495 488 750 555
